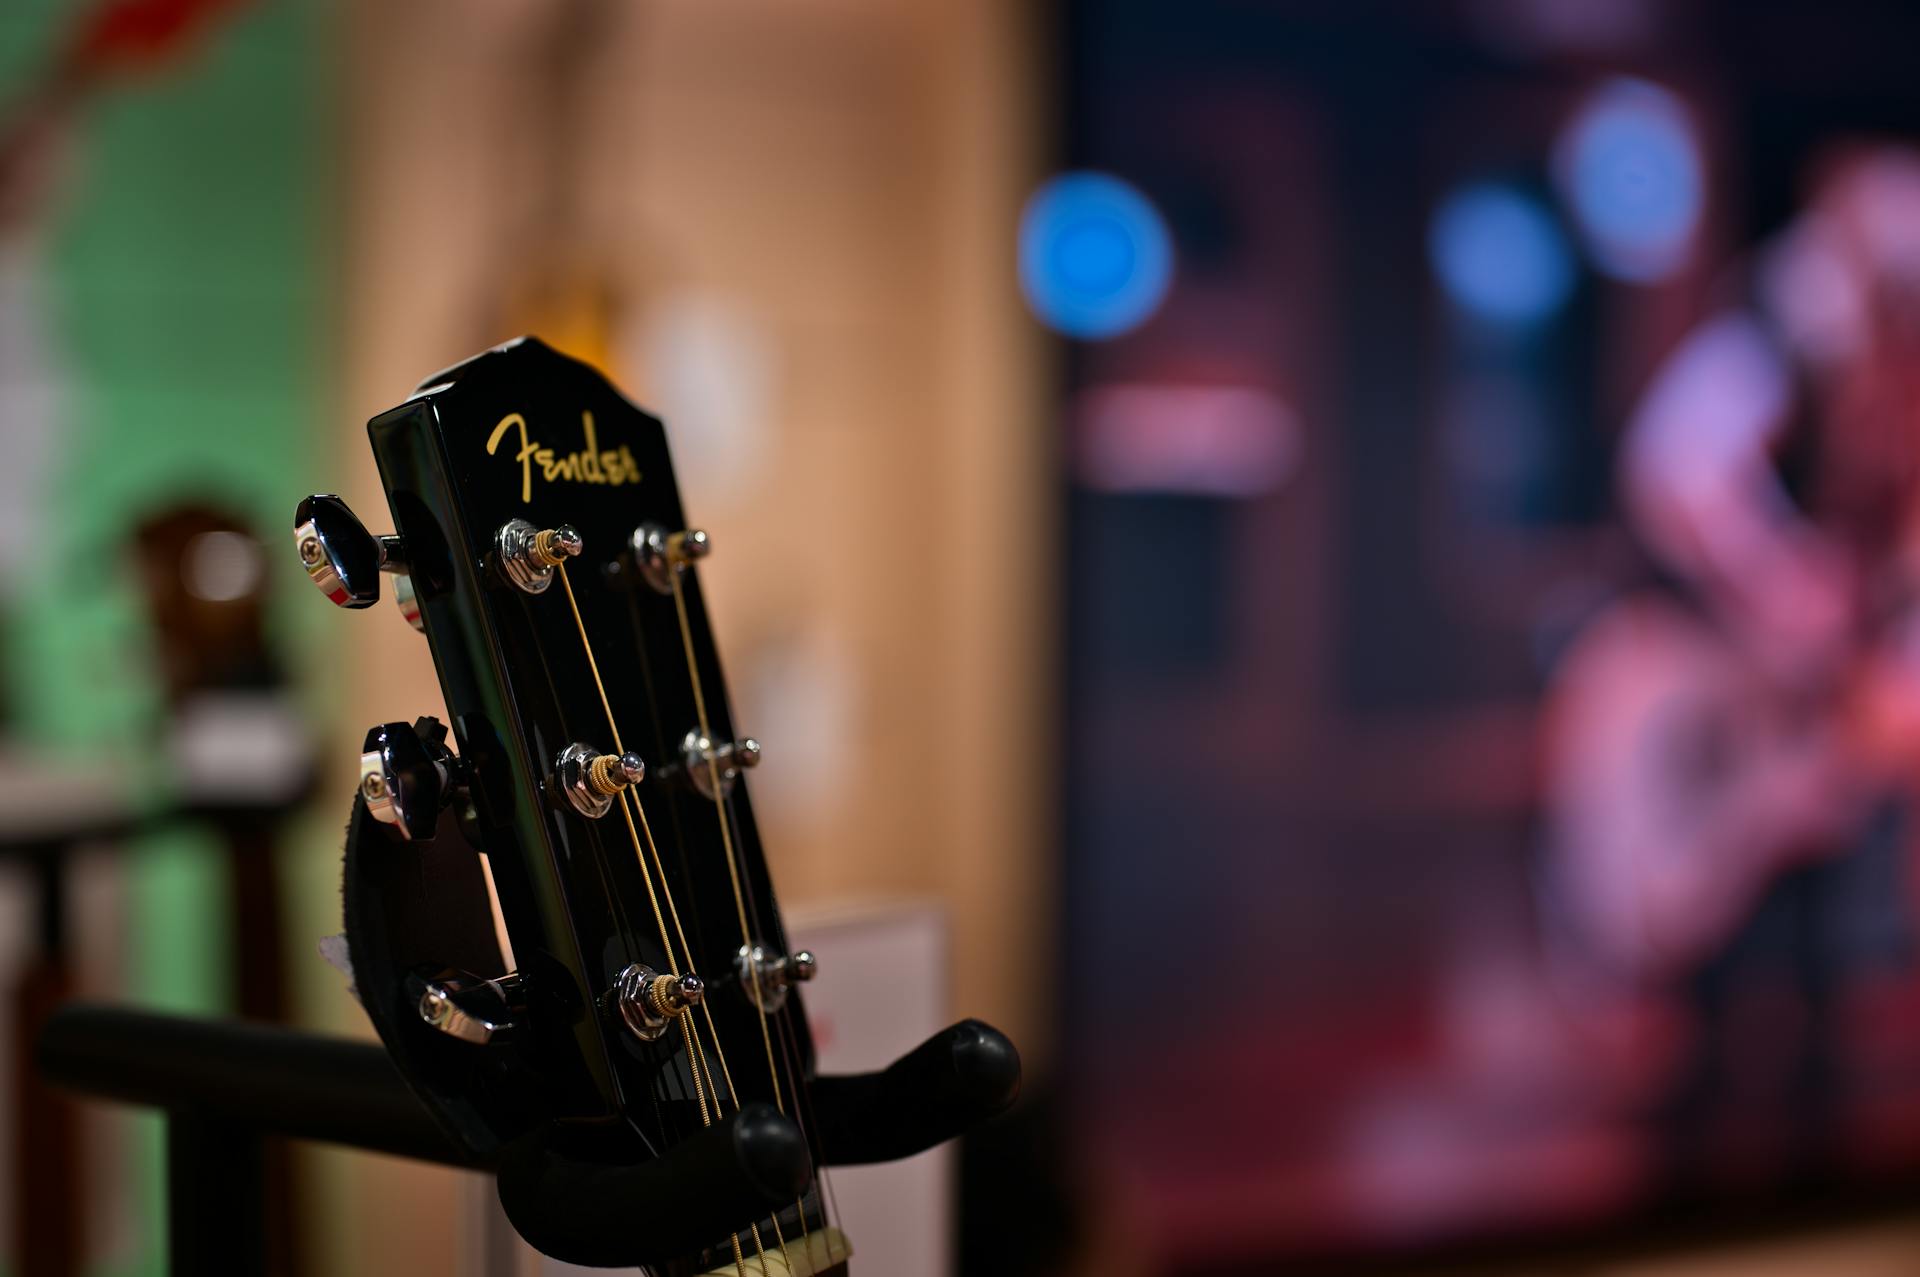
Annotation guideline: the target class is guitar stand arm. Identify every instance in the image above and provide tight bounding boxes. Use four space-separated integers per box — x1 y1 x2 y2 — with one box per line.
495 1102 812 1268
38 1003 486 1277
37 1002 483 1168
808 1018 1021 1166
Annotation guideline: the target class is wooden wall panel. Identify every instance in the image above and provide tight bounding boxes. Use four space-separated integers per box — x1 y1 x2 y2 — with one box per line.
334 1 1044 1269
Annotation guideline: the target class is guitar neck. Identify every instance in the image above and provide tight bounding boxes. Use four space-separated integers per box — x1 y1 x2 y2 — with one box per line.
697 1227 852 1276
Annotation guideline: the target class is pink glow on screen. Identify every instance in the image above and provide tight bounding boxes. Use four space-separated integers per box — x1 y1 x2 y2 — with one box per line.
1073 383 1301 498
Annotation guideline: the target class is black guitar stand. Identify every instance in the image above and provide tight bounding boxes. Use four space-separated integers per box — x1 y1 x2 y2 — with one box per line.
37 1003 1018 1274
333 786 1021 1269
33 787 1020 1274
38 1003 483 1275
0 788 313 1277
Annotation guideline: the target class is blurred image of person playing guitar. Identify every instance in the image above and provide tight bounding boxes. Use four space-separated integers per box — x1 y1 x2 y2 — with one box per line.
1545 144 1920 1183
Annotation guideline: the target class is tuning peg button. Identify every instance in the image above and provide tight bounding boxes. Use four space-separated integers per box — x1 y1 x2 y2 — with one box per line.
359 717 460 841
294 494 407 609
413 969 523 1045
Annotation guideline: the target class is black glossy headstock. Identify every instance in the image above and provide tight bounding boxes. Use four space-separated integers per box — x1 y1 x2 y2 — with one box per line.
308 338 1016 1273
332 339 835 1271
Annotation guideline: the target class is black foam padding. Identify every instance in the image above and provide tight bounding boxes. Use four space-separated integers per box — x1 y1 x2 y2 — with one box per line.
341 795 543 1155
495 1101 810 1267
809 1018 1021 1166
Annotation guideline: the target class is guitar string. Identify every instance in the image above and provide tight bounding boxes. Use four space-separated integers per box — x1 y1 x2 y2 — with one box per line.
670 986 777 1276
770 975 842 1270
664 564 816 1263
738 787 842 1271
718 777 836 1272
611 761 791 1267
616 562 802 1269
526 595 693 1152
666 565 840 1261
672 1008 778 1276
604 575 722 1163
528 594 644 971
556 564 758 1277
618 785 782 1274
606 583 791 1273
666 566 831 1265
558 565 757 1277
613 584 763 1170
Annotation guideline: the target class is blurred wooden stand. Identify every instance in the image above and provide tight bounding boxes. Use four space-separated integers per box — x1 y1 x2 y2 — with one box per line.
0 770 313 1277
0 495 317 1277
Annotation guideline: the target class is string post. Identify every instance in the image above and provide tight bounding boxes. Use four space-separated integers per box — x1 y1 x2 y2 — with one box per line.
682 730 761 800
668 528 711 564
613 963 705 1042
735 944 818 1014
557 742 645 819
649 972 704 1018
496 518 581 595
631 523 711 594
586 750 646 797
532 525 584 567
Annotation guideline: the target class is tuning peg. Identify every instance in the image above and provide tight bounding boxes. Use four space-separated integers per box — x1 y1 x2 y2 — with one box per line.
359 716 461 841
631 523 710 594
681 729 759 800
294 494 407 609
413 969 523 1045
496 519 581 595
611 963 706 1042
555 742 646 819
735 944 816 1014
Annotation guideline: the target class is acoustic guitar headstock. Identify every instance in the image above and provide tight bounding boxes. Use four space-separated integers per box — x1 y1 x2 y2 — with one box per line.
296 338 1016 1274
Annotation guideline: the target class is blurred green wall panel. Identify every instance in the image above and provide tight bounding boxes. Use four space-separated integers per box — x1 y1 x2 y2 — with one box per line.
0 1 331 1274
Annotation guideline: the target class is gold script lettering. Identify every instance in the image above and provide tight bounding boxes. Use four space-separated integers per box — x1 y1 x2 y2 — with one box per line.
487 410 641 503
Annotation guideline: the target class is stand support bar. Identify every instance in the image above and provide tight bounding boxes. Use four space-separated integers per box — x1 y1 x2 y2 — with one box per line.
37 1003 480 1169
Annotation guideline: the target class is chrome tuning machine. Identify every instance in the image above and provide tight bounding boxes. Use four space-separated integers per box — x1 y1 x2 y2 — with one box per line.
735 944 817 1014
631 523 710 594
611 963 706 1042
295 494 408 608
496 519 581 595
412 969 524 1045
555 742 646 819
359 716 465 841
681 730 759 800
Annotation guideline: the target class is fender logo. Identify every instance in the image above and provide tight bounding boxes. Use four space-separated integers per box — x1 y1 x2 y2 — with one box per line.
487 411 641 504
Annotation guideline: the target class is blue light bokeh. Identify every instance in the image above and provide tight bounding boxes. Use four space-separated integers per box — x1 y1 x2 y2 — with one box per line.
1019 172 1174 339
1428 182 1578 327
1555 78 1703 283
